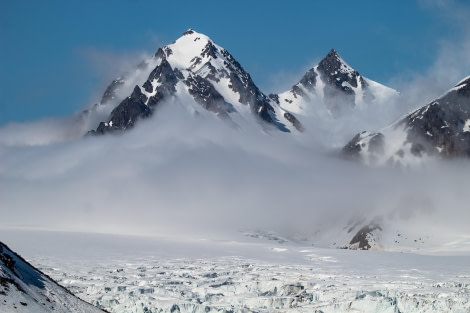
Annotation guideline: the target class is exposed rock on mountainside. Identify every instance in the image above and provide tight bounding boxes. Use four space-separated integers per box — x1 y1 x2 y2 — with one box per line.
343 76 470 166
271 49 398 118
87 30 401 136
0 241 106 312
89 29 295 135
348 223 383 250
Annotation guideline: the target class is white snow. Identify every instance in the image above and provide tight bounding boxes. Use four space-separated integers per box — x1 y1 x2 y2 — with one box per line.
150 29 282 130
456 75 470 86
362 77 400 104
448 75 470 93
463 119 470 132
276 62 399 130
165 31 216 70
1 229 469 313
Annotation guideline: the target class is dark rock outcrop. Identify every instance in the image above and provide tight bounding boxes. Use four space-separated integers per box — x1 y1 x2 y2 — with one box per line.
284 112 304 132
184 74 233 118
93 86 151 134
317 49 370 116
400 77 470 158
343 76 470 163
1 242 107 312
270 48 387 121
317 49 366 93
349 224 382 250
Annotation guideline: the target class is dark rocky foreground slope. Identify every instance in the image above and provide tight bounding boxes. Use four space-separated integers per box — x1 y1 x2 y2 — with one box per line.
343 76 470 166
1 241 106 313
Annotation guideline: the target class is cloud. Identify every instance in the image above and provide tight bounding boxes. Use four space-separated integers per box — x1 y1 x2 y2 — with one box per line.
77 47 152 84
1 97 470 251
0 117 88 147
387 1 470 111
261 56 322 95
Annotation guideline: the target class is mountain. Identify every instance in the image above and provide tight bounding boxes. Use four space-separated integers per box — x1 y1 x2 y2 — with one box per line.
0 241 106 313
269 49 398 118
89 29 300 135
343 76 470 166
87 31 401 136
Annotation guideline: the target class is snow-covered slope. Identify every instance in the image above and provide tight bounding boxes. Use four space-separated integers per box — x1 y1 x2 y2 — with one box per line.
343 76 470 166
270 49 399 119
0 241 106 313
90 29 298 134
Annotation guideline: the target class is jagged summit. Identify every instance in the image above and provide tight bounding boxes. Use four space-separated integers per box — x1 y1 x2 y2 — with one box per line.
272 48 398 118
90 29 295 135
182 28 196 35
343 76 470 166
161 29 219 70
319 49 353 73
85 31 401 136
317 49 365 93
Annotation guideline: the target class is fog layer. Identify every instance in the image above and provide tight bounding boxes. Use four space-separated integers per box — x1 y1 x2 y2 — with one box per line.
1 99 469 248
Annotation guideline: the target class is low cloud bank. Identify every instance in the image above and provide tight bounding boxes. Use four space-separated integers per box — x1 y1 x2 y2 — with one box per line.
1 100 470 245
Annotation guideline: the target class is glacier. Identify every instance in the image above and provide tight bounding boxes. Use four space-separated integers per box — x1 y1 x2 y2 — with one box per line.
1 230 469 313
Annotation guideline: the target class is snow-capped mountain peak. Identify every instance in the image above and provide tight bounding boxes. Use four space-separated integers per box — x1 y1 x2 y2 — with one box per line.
318 49 358 80
90 29 296 134
272 48 398 118
317 48 366 95
162 29 219 71
84 30 404 136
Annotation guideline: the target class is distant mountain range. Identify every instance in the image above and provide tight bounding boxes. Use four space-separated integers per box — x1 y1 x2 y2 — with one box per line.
86 29 398 136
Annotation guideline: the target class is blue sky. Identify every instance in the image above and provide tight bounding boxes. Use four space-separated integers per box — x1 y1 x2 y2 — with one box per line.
1 0 469 125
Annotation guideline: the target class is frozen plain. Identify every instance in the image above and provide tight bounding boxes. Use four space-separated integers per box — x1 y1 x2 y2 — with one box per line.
1 229 469 313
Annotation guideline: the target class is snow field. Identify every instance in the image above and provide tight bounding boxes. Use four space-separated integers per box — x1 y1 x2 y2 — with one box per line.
14 233 468 313
36 255 470 313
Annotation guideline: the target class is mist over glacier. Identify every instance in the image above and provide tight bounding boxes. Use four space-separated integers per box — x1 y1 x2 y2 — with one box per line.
1 92 470 253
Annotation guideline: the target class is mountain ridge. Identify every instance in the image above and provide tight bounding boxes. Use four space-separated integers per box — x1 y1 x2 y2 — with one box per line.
343 76 470 166
86 29 398 136
269 48 399 119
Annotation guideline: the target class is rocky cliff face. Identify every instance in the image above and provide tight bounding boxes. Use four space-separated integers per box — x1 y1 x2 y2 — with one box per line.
343 76 470 166
89 29 296 135
317 49 374 116
271 49 397 119
0 242 106 312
